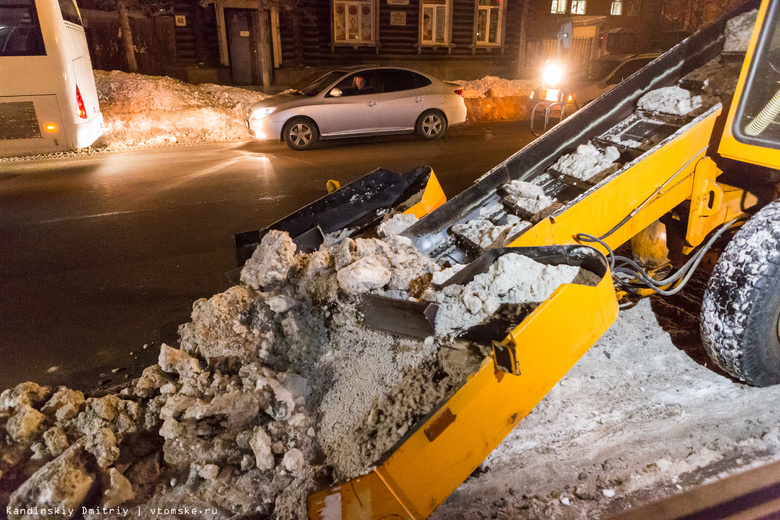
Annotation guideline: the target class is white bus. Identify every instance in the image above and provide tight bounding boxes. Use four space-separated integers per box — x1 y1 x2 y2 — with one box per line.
0 0 102 157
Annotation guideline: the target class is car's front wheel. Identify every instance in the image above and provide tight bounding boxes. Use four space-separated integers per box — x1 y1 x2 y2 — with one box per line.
416 110 447 140
283 118 318 151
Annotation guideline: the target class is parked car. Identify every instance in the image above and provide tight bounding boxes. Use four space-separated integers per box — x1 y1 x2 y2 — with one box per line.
570 52 661 106
246 66 467 150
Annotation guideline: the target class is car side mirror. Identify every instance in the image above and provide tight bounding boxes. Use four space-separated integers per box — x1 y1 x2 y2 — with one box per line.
606 75 622 86
329 87 343 98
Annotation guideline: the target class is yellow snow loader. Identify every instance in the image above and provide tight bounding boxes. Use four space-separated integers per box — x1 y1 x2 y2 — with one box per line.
234 0 780 517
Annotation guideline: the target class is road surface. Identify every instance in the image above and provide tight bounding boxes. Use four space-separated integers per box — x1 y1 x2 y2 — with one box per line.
0 120 536 390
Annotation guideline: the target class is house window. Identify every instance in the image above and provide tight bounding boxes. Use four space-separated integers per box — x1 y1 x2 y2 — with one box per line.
611 0 639 15
476 0 504 45
333 0 375 43
551 0 566 14
421 0 450 44
570 0 586 14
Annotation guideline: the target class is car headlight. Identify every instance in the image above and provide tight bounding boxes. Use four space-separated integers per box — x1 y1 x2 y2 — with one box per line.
542 62 564 89
249 107 277 120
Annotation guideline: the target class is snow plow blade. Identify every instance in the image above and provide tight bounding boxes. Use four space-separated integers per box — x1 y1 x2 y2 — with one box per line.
308 245 618 520
232 165 446 266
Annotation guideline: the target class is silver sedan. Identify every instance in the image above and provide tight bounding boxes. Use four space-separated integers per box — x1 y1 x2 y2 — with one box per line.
246 67 467 150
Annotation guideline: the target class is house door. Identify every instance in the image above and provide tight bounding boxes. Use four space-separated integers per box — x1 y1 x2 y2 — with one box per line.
225 9 258 85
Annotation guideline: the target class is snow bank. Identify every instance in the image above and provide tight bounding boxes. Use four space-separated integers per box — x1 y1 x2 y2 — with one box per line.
94 71 269 152
455 76 537 99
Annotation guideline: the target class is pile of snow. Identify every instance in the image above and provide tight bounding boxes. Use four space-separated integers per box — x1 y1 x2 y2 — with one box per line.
94 71 269 152
0 226 585 518
431 253 579 337
455 76 537 99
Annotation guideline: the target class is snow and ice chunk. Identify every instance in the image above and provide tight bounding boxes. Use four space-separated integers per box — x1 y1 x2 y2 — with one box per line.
240 230 297 290
502 180 555 215
432 253 580 336
552 142 621 181
723 10 758 53
637 86 702 116
378 213 419 238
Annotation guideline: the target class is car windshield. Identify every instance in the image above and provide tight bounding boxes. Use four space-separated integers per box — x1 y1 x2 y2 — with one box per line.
582 57 624 81
296 71 346 96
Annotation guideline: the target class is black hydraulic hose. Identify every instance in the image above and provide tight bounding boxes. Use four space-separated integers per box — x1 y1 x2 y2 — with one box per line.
577 217 744 296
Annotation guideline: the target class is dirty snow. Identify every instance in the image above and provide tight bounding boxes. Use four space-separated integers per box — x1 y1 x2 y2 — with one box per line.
94 71 268 153
378 212 419 238
502 180 556 215
551 142 621 181
638 85 703 116
430 253 579 336
723 9 758 53
452 215 530 250
455 76 537 99
431 298 780 520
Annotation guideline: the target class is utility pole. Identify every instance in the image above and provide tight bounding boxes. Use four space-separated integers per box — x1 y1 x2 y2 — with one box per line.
256 0 273 88
118 0 138 73
515 0 530 78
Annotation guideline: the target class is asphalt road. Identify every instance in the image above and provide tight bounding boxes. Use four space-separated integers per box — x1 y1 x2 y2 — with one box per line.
0 120 537 391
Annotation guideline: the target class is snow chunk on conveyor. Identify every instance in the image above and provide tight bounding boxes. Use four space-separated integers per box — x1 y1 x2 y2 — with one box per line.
551 142 621 181
502 180 555 215
637 86 702 116
723 9 758 53
432 253 580 336
378 213 419 238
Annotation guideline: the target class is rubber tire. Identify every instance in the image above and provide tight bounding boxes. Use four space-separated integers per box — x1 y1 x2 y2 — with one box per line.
700 200 780 386
416 110 447 140
283 117 318 151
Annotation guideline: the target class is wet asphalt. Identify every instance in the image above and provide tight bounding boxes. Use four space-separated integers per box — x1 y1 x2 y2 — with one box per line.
0 120 537 391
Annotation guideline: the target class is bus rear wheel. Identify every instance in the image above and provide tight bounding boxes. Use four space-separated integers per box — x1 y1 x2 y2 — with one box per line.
700 201 780 386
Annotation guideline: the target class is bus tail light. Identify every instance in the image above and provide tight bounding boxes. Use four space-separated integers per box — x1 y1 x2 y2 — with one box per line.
76 86 87 119
454 89 463 97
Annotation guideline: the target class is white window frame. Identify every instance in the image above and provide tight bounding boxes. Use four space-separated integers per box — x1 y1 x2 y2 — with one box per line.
570 0 586 14
420 0 452 46
332 0 377 45
610 0 622 15
551 0 567 14
475 0 505 46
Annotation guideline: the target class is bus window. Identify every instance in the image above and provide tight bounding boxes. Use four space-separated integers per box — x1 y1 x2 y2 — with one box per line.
57 0 80 26
0 0 46 56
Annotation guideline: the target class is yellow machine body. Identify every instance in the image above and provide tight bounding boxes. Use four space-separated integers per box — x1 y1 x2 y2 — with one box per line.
719 0 780 169
309 265 618 519
308 0 780 516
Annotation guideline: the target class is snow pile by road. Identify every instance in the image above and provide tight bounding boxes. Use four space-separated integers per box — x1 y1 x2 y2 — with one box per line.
94 71 269 152
455 76 537 122
455 76 537 99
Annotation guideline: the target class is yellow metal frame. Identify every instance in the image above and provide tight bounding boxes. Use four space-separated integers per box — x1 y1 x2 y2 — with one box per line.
403 171 447 219
510 107 723 254
718 0 780 168
309 264 618 519
308 60 772 518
